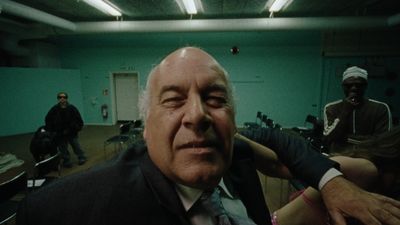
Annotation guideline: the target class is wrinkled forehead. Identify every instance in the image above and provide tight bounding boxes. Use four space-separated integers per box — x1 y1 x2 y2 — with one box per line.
149 48 228 90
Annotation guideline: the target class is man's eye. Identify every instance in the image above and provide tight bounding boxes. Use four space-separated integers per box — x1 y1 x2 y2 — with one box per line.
161 97 185 107
206 96 227 107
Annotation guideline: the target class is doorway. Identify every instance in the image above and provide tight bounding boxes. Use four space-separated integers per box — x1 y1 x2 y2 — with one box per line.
111 72 139 123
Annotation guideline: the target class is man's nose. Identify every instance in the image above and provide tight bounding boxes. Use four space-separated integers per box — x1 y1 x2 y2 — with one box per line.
182 96 212 132
349 84 359 91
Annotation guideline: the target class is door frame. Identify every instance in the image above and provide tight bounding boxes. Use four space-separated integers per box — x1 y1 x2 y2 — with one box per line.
109 71 140 125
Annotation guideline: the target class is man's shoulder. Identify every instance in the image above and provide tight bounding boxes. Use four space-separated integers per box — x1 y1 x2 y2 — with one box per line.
324 99 343 111
18 148 173 225
21 148 149 220
366 99 390 109
48 104 60 112
29 147 146 197
66 104 79 110
324 99 343 109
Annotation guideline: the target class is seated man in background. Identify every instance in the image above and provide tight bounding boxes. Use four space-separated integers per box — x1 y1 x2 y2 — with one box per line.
323 66 392 153
17 47 400 225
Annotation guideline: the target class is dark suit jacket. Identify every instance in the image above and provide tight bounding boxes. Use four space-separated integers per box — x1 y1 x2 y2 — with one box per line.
17 129 337 225
240 128 338 189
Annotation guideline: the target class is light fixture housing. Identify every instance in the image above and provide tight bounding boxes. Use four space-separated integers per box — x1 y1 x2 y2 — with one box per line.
83 0 122 17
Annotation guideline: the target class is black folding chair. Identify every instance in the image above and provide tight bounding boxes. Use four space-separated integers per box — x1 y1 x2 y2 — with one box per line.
103 120 143 159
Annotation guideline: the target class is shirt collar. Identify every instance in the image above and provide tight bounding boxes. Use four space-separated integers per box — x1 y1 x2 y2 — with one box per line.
219 179 234 199
175 178 235 212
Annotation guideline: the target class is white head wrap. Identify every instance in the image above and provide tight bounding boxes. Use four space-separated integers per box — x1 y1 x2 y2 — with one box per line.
342 66 368 82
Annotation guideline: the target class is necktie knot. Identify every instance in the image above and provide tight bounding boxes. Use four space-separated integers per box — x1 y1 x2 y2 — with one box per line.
199 187 231 225
198 187 257 225
199 188 226 217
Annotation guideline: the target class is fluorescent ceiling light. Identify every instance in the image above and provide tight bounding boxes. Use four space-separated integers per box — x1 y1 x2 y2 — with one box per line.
83 0 122 17
182 0 197 14
269 0 291 12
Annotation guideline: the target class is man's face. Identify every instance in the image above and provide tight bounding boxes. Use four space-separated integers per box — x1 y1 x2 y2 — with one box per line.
144 48 236 189
57 94 68 107
342 77 367 102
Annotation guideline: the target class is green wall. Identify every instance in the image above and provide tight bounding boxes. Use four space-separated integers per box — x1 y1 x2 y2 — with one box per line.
0 68 83 136
1 31 399 136
58 31 322 127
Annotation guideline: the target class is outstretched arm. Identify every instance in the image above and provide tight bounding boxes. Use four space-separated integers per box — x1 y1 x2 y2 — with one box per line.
235 133 292 179
240 130 400 225
239 127 338 189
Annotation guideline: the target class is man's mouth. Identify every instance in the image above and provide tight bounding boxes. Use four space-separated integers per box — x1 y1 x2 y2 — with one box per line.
178 139 220 151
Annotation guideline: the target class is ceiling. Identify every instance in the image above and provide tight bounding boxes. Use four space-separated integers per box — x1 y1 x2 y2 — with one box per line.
0 0 399 61
0 0 398 56
0 0 399 35
2 0 400 22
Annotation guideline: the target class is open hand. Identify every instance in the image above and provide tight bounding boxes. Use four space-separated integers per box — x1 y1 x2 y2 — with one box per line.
321 176 400 225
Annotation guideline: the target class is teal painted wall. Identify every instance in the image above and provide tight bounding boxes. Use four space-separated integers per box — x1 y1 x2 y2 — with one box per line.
60 46 173 125
1 31 398 136
58 31 322 128
0 68 83 136
223 46 322 128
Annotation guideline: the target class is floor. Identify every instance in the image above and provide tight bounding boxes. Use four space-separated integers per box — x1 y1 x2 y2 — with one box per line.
0 124 292 222
0 125 121 178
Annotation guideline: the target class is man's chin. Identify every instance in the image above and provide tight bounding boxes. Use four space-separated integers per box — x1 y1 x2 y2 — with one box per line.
177 166 225 189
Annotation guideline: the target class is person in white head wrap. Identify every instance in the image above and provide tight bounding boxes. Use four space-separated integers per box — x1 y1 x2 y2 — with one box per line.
342 66 368 81
323 65 392 153
341 66 368 105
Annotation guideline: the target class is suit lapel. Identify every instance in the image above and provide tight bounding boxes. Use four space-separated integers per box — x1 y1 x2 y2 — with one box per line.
139 152 191 225
228 157 272 225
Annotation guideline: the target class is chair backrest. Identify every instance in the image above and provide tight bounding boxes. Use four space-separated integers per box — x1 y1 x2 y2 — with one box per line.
0 171 27 203
119 122 133 135
34 152 61 178
133 119 142 128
